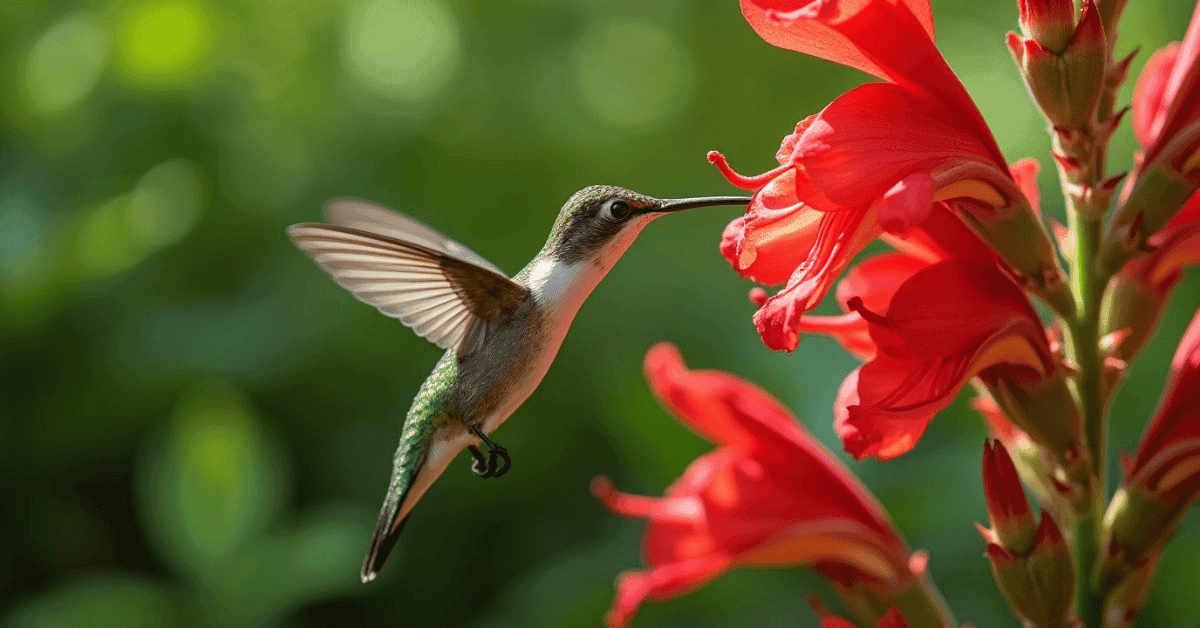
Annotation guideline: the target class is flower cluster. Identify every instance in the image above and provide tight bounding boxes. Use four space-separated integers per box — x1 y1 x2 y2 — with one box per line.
592 0 1200 626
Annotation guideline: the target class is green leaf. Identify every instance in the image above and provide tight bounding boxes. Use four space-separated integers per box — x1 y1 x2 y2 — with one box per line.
3 573 180 628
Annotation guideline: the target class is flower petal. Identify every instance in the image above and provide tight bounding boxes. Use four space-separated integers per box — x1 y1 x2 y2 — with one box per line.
721 203 820 285
873 172 935 236
872 262 1048 360
753 205 882 351
795 83 1003 208
1127 307 1200 495
1008 158 1042 217
740 0 935 84
605 556 734 628
1133 42 1181 149
839 261 1054 460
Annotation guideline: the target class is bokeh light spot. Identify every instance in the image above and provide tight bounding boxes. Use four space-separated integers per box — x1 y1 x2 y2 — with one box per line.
116 0 213 86
75 196 141 277
191 423 241 488
341 0 460 103
74 159 205 278
572 21 695 130
126 159 205 248
22 13 108 116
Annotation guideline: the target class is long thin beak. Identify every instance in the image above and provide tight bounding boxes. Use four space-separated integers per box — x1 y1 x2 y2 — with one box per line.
652 195 752 214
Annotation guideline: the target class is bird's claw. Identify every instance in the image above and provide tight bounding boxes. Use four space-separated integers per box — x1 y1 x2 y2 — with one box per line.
468 427 510 479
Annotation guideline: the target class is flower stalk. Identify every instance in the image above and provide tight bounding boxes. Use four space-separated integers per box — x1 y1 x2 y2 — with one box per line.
1011 0 1136 624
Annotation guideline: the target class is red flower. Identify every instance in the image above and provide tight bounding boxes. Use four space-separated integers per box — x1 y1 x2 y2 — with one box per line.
797 251 932 361
1099 310 1200 591
1103 191 1200 362
821 608 910 628
836 261 1056 461
713 0 1063 350
1119 200 1200 297
1124 307 1200 503
1115 1 1200 239
801 190 1027 361
593 344 935 628
1130 3 1200 166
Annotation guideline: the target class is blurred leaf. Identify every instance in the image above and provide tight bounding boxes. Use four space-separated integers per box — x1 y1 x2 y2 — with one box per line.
3 573 180 628
138 380 285 582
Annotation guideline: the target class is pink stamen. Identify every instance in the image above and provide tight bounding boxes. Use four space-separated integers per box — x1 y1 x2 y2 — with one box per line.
707 150 791 191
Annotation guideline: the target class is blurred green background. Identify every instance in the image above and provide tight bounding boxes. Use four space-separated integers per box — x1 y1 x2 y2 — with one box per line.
2 0 1198 626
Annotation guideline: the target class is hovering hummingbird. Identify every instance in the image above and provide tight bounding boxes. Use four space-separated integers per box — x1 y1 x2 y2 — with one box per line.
287 185 749 582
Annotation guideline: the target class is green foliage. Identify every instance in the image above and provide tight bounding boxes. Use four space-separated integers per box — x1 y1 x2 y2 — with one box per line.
1 0 1197 626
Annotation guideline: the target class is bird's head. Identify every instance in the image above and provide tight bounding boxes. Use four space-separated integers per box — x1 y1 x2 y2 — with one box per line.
544 185 749 267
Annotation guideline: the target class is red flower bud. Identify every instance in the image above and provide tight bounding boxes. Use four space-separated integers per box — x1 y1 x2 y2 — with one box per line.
983 440 1037 553
1010 0 1107 130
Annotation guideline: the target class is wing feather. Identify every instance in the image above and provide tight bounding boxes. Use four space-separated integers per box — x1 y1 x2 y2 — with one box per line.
288 222 527 353
325 198 506 275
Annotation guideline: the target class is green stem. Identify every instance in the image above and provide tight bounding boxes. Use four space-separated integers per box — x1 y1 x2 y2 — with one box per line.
1065 195 1107 628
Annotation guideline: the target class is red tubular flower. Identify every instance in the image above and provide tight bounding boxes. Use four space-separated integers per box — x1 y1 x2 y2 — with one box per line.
1124 307 1200 504
1133 41 1186 151
1101 192 1200 362
1099 308 1200 591
594 343 943 628
1131 4 1200 167
835 261 1056 461
713 0 1066 350
798 252 933 361
1113 1 1200 241
821 608 910 628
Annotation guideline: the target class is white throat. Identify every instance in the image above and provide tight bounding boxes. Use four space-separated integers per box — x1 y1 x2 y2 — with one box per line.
525 257 604 319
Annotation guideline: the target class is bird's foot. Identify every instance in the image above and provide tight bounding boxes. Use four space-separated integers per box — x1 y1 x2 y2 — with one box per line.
468 426 511 479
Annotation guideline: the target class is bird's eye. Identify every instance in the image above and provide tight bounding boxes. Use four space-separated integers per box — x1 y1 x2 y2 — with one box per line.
605 200 633 221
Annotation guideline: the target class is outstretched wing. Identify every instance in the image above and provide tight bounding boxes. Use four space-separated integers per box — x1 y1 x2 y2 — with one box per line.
288 215 527 354
325 198 506 275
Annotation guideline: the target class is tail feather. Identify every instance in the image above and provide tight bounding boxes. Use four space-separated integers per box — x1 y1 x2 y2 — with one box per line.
361 500 412 582
358 426 470 582
359 440 427 583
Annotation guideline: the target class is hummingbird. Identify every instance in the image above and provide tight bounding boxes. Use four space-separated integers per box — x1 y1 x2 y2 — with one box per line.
287 185 749 582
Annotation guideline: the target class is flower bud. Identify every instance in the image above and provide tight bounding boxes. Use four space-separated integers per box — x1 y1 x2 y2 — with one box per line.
1103 550 1161 628
1095 0 1129 36
1099 271 1170 366
982 512 1075 627
1109 142 1200 257
973 395 1062 512
984 371 1083 476
983 440 1037 553
1008 0 1107 130
1018 0 1076 53
1096 486 1185 592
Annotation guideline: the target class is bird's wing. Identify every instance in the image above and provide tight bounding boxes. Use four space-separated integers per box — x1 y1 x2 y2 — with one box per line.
287 221 527 355
324 198 506 276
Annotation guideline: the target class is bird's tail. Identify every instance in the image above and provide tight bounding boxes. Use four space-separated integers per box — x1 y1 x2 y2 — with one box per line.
360 424 468 582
